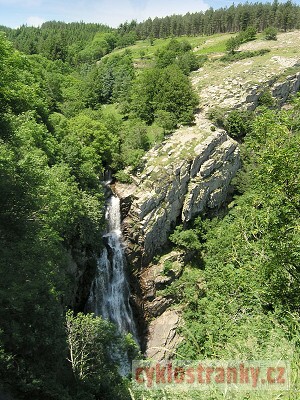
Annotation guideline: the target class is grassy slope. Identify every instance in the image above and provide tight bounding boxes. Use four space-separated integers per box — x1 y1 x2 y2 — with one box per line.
131 31 300 400
109 30 300 111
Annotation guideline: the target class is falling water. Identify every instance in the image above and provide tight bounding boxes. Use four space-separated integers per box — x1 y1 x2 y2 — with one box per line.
86 194 137 339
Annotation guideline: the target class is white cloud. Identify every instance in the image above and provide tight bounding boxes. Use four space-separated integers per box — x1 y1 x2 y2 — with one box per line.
26 15 45 26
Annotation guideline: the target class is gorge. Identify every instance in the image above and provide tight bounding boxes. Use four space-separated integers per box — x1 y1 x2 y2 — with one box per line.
108 61 300 360
1 19 300 400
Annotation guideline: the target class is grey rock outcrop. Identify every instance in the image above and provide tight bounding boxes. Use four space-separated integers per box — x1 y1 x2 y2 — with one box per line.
119 128 240 266
140 251 183 318
146 309 182 361
244 72 300 110
114 35 300 358
199 70 300 113
271 72 300 106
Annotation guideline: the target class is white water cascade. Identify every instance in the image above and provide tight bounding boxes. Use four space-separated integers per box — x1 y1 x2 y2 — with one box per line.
86 194 137 339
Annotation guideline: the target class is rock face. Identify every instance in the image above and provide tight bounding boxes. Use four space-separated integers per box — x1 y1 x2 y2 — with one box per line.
271 72 300 106
146 309 182 361
113 34 300 360
114 126 240 359
118 127 240 266
244 72 300 111
133 250 184 358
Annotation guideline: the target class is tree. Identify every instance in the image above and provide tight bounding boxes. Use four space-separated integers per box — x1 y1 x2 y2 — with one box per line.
153 64 198 125
172 103 300 368
239 25 257 42
131 68 160 124
131 64 198 126
170 225 202 252
85 52 135 107
224 110 254 139
66 311 137 398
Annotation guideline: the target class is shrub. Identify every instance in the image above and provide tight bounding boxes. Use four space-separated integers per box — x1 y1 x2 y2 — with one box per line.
257 89 276 108
225 27 257 54
264 26 278 40
207 106 226 128
154 110 177 132
114 170 133 184
220 49 270 62
224 110 254 139
170 226 202 251
240 26 257 43
163 260 173 275
225 36 241 54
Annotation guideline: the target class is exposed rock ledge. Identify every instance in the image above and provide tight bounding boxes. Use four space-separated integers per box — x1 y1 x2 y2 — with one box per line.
116 125 240 267
113 36 300 360
146 309 182 361
115 125 240 359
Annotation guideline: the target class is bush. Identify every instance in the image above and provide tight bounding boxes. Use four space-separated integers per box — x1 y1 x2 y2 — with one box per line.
220 48 270 62
170 226 202 251
240 26 257 43
225 36 241 54
131 64 198 126
264 26 278 40
207 106 226 128
224 110 254 139
197 54 209 67
154 110 177 132
225 27 257 54
257 89 276 108
114 170 133 184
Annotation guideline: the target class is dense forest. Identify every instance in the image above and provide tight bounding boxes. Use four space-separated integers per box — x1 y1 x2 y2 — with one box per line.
132 0 300 38
0 1 300 399
1 1 300 64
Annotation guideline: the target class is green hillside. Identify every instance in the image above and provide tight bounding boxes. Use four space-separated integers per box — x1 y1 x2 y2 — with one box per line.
0 2 300 399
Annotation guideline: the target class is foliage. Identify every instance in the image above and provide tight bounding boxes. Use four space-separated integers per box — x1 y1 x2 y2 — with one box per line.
77 32 118 63
207 106 226 128
239 26 257 43
118 118 150 169
264 26 278 40
257 88 276 108
225 35 241 54
85 51 135 107
0 31 132 400
131 64 198 126
220 48 270 62
133 1 300 39
154 110 177 132
224 109 254 139
225 26 257 54
66 311 138 399
170 225 202 252
130 68 160 124
5 22 132 65
155 39 200 74
2 6 300 399
114 170 133 184
165 103 300 381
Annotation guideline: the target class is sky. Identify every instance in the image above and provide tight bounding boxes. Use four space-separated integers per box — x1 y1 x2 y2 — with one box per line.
0 0 298 29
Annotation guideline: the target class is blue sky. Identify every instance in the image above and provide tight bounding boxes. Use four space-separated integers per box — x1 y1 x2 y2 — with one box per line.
0 0 298 29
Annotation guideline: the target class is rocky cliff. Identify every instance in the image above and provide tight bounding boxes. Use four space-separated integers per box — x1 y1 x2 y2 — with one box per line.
117 31 300 360
115 123 240 359
116 125 240 268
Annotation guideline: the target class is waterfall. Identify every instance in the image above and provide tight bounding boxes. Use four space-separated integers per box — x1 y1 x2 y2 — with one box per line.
86 194 137 339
